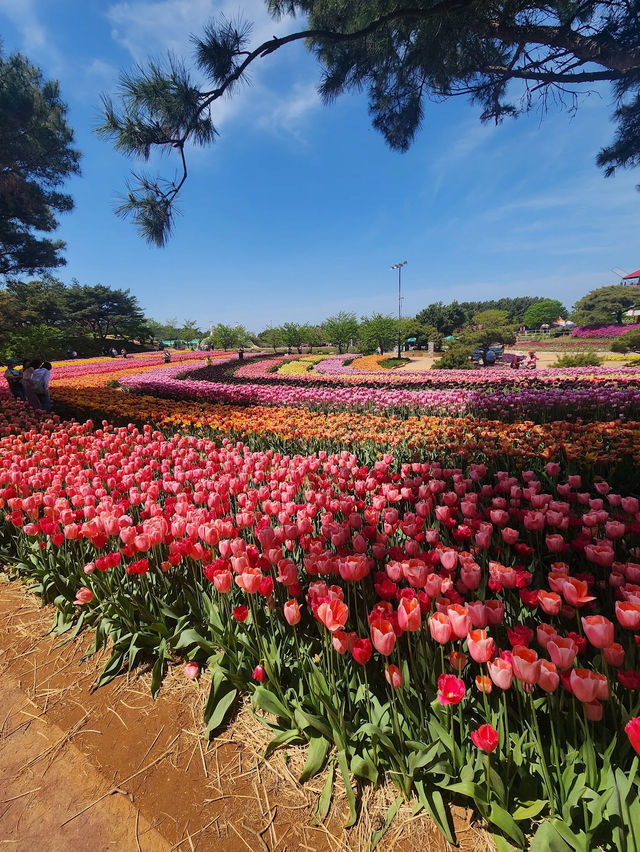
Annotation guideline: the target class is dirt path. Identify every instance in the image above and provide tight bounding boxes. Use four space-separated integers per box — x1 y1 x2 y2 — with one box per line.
0 578 493 852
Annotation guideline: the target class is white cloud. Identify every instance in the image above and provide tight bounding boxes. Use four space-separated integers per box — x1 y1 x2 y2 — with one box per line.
105 0 319 135
0 0 63 70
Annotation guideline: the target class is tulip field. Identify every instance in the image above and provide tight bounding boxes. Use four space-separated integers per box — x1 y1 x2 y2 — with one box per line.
2 350 640 850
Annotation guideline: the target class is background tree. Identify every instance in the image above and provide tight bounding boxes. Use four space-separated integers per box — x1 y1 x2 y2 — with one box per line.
98 2 640 246
322 311 358 354
259 326 283 352
522 299 568 329
301 323 324 352
211 323 243 351
573 285 638 326
1 277 67 328
472 309 510 328
358 313 397 355
147 317 181 341
64 283 148 345
280 322 305 353
1 46 80 276
415 302 466 337
178 318 205 340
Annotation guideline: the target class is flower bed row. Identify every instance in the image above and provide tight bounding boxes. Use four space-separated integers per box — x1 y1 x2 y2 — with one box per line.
1 404 640 848
116 360 640 423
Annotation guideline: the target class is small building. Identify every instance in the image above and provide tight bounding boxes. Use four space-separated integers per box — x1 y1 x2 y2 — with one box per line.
622 269 640 286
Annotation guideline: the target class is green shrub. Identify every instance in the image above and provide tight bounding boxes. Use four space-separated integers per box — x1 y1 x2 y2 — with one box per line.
434 346 473 369
554 353 603 367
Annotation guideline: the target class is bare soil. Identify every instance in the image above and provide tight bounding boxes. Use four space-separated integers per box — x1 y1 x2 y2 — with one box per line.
0 577 495 852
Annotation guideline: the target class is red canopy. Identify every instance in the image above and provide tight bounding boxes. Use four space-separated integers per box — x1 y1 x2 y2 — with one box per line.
622 269 640 279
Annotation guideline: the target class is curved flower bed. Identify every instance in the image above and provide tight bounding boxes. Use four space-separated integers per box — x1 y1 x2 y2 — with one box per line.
2 405 640 847
118 361 640 422
212 357 640 391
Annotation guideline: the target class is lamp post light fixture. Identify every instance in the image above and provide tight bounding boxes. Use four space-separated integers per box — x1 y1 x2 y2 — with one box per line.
391 261 407 360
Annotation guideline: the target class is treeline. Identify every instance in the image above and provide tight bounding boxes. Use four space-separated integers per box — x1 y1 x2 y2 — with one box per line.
0 278 149 360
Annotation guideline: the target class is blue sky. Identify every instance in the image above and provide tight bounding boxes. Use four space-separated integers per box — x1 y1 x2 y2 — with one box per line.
1 0 638 331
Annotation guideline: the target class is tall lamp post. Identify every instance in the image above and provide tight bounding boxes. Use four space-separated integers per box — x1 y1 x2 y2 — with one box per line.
391 261 407 360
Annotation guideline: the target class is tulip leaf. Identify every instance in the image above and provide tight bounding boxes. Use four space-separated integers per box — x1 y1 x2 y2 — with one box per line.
414 781 454 843
206 687 237 734
96 649 126 687
264 727 303 757
350 751 378 784
252 686 291 721
299 735 330 783
530 821 573 852
511 799 548 821
314 760 334 823
337 749 358 828
487 803 525 849
150 643 166 699
369 795 401 850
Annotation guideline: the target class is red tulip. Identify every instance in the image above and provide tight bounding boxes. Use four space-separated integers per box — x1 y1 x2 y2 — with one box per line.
437 673 465 705
232 605 248 622
253 664 266 682
470 724 499 753
351 637 372 665
625 716 640 755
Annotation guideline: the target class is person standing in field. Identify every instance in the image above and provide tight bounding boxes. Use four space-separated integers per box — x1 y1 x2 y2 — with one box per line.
32 360 52 412
3 359 25 400
22 360 41 408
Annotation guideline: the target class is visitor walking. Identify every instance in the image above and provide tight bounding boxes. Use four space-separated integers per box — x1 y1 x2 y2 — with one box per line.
32 360 52 412
3 359 25 400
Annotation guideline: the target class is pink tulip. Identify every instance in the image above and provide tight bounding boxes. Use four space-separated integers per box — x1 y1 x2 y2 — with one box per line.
74 587 94 606
581 616 614 649
547 636 577 670
429 612 452 644
370 618 396 656
487 657 513 690
397 597 421 632
538 660 559 693
184 662 200 680
284 599 301 626
385 664 404 689
467 629 495 664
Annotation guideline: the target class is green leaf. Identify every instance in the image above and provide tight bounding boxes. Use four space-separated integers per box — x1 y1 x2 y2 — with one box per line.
299 736 330 783
264 727 303 758
96 649 125 688
314 759 334 824
529 821 573 852
511 799 548 821
369 795 401 850
337 749 357 828
415 781 454 844
205 687 237 734
493 836 519 852
150 641 166 698
252 686 291 720
487 804 525 849
549 819 589 852
350 751 378 784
